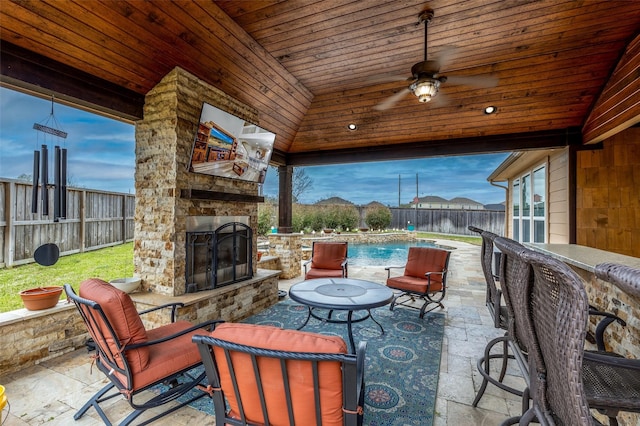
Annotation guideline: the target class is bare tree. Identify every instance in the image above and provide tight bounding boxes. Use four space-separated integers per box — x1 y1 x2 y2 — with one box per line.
292 168 313 202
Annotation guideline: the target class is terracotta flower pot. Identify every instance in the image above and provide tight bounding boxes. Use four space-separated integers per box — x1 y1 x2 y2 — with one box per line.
257 251 263 261
19 286 63 311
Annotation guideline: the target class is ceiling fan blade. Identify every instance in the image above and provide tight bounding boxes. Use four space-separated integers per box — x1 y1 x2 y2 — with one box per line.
366 74 411 85
374 87 411 111
445 74 498 88
431 91 450 107
431 45 457 72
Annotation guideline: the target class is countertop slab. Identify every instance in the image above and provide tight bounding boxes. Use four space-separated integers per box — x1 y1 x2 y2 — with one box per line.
524 243 640 273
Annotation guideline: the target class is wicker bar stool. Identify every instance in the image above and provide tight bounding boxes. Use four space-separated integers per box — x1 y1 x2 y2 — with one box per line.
496 242 640 425
591 263 640 425
468 227 524 407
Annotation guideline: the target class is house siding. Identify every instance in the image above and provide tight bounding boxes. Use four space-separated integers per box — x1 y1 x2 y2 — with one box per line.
548 150 570 243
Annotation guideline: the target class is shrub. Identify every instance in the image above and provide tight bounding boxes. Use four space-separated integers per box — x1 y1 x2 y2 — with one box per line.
257 203 276 235
365 206 392 230
333 205 359 231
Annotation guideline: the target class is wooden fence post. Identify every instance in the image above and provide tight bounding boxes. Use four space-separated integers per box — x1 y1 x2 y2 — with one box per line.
80 189 86 253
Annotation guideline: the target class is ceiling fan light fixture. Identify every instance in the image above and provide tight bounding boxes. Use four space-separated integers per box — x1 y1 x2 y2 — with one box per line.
410 78 440 103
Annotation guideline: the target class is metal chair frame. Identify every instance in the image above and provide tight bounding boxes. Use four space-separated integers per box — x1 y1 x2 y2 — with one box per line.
386 247 451 318
65 284 220 425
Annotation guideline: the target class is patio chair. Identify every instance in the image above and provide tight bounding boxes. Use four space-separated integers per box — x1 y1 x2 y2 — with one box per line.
468 228 521 407
495 243 640 426
474 237 533 411
304 241 348 279
64 279 221 425
594 262 640 298
193 322 366 426
473 238 631 411
514 244 598 425
385 246 450 318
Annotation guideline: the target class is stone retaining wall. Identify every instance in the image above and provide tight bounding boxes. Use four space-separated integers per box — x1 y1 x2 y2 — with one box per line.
0 271 279 376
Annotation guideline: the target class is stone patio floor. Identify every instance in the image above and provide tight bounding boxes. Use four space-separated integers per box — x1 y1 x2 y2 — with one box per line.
1 239 526 425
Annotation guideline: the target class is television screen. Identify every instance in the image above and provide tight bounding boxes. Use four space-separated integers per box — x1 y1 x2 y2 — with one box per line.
188 102 276 183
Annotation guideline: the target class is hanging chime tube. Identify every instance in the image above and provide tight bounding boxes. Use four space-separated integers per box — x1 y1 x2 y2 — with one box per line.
31 150 40 214
41 145 49 216
61 148 67 219
54 146 61 220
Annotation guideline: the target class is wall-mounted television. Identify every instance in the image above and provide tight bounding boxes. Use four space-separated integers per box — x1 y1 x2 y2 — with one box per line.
188 102 276 183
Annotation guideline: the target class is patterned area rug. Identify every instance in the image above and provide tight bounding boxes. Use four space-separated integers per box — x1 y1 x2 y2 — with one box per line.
177 299 445 425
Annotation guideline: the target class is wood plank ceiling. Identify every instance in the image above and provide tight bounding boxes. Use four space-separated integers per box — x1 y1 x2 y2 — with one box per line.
1 0 639 166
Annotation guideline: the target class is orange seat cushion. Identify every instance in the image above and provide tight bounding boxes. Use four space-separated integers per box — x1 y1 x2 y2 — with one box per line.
305 268 344 279
126 321 207 391
210 323 348 426
80 278 150 373
387 275 442 293
310 243 347 270
79 278 207 391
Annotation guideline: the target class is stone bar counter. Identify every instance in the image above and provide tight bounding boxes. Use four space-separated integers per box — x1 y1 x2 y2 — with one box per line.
526 243 640 360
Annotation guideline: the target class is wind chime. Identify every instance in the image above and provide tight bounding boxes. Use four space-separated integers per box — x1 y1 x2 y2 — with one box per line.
32 96 68 222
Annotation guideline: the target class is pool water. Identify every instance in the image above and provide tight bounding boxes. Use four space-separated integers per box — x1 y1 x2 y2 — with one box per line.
347 241 443 266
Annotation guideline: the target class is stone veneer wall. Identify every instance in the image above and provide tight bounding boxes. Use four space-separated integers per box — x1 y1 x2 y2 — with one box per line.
0 303 83 376
572 266 640 359
0 270 280 376
267 233 302 279
134 67 262 296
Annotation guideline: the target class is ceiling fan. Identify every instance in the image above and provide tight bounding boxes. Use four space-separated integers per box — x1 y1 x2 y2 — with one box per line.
374 9 498 111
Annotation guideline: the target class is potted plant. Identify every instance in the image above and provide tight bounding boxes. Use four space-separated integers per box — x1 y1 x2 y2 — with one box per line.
19 286 63 311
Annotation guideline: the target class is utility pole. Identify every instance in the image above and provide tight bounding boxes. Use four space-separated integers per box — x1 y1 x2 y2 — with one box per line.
415 173 419 230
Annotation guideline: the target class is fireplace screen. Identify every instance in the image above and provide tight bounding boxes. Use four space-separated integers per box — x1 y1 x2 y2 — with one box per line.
185 217 252 293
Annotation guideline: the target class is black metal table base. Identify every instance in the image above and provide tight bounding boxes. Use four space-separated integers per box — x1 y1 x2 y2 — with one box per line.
297 307 385 352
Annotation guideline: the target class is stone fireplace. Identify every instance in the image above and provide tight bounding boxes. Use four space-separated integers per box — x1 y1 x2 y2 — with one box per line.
132 67 278 319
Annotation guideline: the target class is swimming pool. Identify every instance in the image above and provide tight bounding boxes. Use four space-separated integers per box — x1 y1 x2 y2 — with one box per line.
347 241 448 266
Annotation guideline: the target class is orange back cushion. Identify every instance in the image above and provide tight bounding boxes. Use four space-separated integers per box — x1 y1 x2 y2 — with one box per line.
210 323 347 426
79 278 150 374
311 242 347 270
404 247 449 281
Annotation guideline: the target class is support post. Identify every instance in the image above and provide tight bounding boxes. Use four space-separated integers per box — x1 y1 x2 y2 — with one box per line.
278 165 293 233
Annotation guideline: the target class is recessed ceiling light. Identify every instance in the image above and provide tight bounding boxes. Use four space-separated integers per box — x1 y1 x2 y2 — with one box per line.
484 106 497 114
347 123 357 130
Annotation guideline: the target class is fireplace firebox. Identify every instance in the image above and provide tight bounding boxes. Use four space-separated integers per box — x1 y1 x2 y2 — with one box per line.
185 216 252 293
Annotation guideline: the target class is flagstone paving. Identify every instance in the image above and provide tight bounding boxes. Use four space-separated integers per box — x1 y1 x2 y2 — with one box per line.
1 239 525 425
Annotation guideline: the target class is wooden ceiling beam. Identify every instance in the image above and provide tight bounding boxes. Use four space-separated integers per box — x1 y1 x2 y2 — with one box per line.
285 128 582 166
0 41 144 122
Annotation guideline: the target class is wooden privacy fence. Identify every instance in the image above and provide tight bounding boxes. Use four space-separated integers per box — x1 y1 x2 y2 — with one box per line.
0 179 135 268
390 207 505 236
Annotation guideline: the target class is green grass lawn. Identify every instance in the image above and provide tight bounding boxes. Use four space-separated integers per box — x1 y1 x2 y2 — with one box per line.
416 232 481 246
0 242 134 312
0 233 478 313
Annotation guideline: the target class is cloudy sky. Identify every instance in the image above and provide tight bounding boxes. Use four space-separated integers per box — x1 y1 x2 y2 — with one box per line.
1 87 509 205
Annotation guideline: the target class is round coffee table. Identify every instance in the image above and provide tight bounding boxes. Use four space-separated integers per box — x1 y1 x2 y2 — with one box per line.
288 278 394 352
